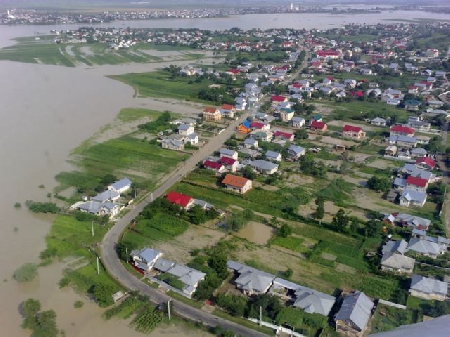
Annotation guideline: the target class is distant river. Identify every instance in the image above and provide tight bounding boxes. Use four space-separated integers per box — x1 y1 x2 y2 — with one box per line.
0 8 448 337
1 10 450 47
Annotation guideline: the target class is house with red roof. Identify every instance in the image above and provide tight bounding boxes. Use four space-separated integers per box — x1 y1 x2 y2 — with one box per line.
250 121 270 131
166 191 194 210
390 125 415 138
271 95 288 103
222 174 252 194
273 130 294 142
203 160 225 173
227 68 241 76
416 157 435 170
342 124 366 140
316 50 340 59
220 104 236 118
406 176 428 193
219 156 238 173
310 121 327 132
203 107 221 122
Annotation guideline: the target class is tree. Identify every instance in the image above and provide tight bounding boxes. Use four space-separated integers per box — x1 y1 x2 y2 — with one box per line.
33 309 58 337
116 240 136 261
294 128 308 140
92 283 115 307
282 268 293 279
367 176 390 193
332 209 348 232
14 263 38 282
365 220 383 238
21 299 41 329
278 224 292 238
189 205 207 225
314 197 325 220
242 165 256 180
209 254 229 280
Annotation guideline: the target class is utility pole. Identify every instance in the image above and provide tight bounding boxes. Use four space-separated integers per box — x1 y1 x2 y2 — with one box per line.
259 305 262 326
150 192 154 202
97 256 100 275
91 221 95 237
167 299 171 320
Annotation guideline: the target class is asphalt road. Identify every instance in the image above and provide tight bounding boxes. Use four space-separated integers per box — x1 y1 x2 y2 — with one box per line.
100 108 268 336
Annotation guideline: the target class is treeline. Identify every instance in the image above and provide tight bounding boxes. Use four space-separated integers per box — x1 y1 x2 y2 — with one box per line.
138 111 173 132
25 200 59 214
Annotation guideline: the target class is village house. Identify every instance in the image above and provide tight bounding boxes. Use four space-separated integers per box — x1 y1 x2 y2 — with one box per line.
249 160 279 175
342 124 366 140
251 130 273 142
164 263 206 298
220 103 236 118
92 189 120 203
265 150 282 162
161 138 184 151
335 291 374 337
405 176 428 192
293 287 336 317
166 190 194 210
130 248 163 272
203 107 221 122
380 240 415 274
108 177 132 194
389 135 417 148
250 121 271 131
407 238 443 259
399 189 427 208
384 213 431 231
219 156 238 172
78 201 121 218
243 138 258 149
203 160 225 174
409 275 448 301
222 174 252 194
415 157 435 170
219 148 239 160
238 120 251 134
271 95 288 104
178 123 194 136
279 108 295 122
371 117 387 127
310 120 327 132
227 261 275 296
390 125 415 138
273 130 294 142
385 145 397 156
292 116 305 128
288 145 306 160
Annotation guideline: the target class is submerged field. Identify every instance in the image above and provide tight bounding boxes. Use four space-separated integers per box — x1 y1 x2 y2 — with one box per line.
0 36 205 67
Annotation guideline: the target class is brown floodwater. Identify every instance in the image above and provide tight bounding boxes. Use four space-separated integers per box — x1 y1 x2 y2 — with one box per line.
236 222 274 245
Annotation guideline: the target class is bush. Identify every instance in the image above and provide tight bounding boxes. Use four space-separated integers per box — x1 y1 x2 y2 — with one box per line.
14 263 38 282
74 301 84 308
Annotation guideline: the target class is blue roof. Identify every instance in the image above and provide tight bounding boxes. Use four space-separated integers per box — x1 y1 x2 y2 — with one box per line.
242 120 251 128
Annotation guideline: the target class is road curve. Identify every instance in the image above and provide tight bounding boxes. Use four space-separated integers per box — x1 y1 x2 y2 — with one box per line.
100 109 268 336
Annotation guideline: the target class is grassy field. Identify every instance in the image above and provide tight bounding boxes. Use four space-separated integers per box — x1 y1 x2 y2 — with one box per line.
370 304 421 334
55 109 188 198
0 37 204 66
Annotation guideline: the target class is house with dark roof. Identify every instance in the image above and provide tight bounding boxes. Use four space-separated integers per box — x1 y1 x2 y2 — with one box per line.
166 191 194 210
335 291 374 336
265 150 282 162
409 274 448 301
222 174 252 194
293 288 336 316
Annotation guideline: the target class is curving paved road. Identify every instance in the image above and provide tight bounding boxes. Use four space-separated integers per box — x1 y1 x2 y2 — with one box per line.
100 109 268 336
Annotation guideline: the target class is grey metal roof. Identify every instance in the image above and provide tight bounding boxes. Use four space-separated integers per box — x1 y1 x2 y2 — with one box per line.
395 213 431 229
401 189 427 204
369 315 450 337
250 160 278 172
335 291 374 331
136 248 162 264
393 177 406 188
235 269 275 294
410 274 448 296
401 164 433 179
178 123 192 131
110 177 132 192
293 288 336 316
227 260 246 271
92 189 120 202
390 135 417 143
153 258 175 272
292 116 305 123
382 240 408 255
220 148 237 157
193 199 213 209
79 201 117 214
381 253 415 271
407 238 441 256
288 145 305 155
265 150 281 160
272 277 302 291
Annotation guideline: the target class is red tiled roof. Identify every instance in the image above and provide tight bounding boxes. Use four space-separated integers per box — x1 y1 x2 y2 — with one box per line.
221 104 235 110
166 191 192 208
273 131 293 139
317 50 339 57
228 68 240 74
271 95 287 102
310 121 326 129
343 124 363 132
406 176 428 188
204 107 218 113
204 160 223 170
250 121 265 129
219 156 236 166
222 174 250 188
350 91 364 97
416 157 435 168
390 125 415 134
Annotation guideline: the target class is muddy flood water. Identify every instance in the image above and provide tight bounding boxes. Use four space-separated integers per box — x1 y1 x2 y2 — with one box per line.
0 9 448 336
